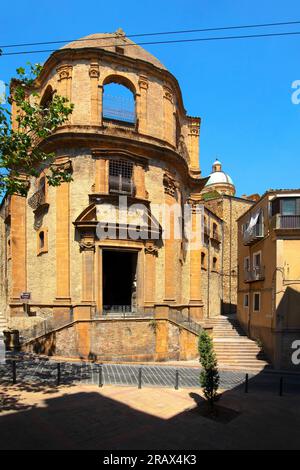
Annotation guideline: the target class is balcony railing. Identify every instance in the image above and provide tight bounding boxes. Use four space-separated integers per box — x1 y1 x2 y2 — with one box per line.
211 230 221 243
271 214 300 230
204 224 210 237
109 175 136 196
28 187 47 211
243 224 264 245
244 266 265 282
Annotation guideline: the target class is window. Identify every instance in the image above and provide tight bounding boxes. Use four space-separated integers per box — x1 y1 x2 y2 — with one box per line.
244 256 250 271
212 256 218 271
39 231 45 249
281 198 300 216
212 223 218 239
253 292 261 312
103 80 135 125
253 251 261 268
7 237 11 260
201 252 206 269
37 228 48 255
109 159 134 195
244 294 249 308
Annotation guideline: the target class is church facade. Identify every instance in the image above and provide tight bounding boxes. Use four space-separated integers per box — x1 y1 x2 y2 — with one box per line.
0 30 212 344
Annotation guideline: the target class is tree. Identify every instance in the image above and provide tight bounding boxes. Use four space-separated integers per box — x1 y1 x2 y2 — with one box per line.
0 63 74 197
198 330 220 410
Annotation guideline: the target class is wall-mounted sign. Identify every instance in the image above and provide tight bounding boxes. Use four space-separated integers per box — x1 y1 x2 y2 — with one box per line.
20 292 31 300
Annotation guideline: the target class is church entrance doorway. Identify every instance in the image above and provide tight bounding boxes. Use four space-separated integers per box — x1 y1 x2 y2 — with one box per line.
102 249 138 313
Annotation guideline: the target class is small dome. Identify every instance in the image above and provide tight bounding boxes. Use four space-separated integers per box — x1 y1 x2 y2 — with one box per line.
206 171 234 186
62 30 167 71
203 159 235 196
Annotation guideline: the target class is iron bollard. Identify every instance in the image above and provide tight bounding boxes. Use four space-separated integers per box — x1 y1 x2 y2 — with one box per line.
245 373 249 393
57 363 61 386
279 376 284 396
98 365 103 388
12 360 17 384
175 370 179 390
138 367 142 389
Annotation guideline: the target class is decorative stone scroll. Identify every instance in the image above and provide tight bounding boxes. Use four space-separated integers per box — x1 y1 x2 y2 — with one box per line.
57 64 72 81
89 62 100 79
145 243 158 256
163 172 177 197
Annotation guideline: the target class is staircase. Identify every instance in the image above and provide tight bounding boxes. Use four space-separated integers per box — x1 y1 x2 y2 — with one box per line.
204 315 271 371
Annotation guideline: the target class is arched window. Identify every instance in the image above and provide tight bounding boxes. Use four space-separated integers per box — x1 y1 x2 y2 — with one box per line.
40 85 54 110
102 79 135 125
37 227 48 255
212 256 218 271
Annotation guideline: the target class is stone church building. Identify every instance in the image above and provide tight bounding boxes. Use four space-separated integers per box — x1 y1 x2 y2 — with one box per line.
0 30 254 361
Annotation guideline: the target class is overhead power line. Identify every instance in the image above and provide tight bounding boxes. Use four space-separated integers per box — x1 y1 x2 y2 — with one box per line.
1 30 300 57
1 19 300 49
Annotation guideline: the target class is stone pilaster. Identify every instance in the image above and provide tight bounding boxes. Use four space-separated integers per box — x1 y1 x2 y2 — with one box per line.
55 180 70 302
133 163 146 199
163 173 177 301
137 75 149 134
10 194 27 300
89 61 100 125
80 239 95 303
95 158 108 193
163 85 175 146
189 201 203 320
144 243 157 304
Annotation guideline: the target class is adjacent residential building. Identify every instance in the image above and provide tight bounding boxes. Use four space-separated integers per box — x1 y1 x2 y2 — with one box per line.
201 161 254 315
237 190 300 369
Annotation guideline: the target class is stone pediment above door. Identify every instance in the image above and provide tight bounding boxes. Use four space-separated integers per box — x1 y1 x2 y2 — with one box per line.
73 199 162 243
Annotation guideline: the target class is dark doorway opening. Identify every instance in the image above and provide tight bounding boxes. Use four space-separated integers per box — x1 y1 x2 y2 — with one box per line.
102 250 138 313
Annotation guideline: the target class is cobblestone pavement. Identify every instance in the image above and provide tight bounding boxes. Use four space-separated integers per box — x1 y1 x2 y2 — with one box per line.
0 358 300 393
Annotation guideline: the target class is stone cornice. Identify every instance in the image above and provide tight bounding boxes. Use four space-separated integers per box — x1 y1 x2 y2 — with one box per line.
37 128 208 190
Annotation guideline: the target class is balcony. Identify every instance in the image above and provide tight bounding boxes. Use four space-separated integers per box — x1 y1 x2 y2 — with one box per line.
211 229 221 244
243 223 264 245
244 266 265 282
204 224 210 238
109 175 136 196
28 187 48 213
271 214 300 230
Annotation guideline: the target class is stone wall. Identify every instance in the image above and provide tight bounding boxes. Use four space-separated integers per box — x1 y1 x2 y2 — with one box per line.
23 318 199 362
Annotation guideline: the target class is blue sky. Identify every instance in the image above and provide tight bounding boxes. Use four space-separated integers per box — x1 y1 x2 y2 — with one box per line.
1 0 300 196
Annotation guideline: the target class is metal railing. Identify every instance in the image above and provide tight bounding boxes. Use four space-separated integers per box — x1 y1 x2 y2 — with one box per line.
244 266 265 282
18 313 74 344
271 214 300 230
28 187 47 210
99 306 154 319
169 311 202 335
243 223 264 245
